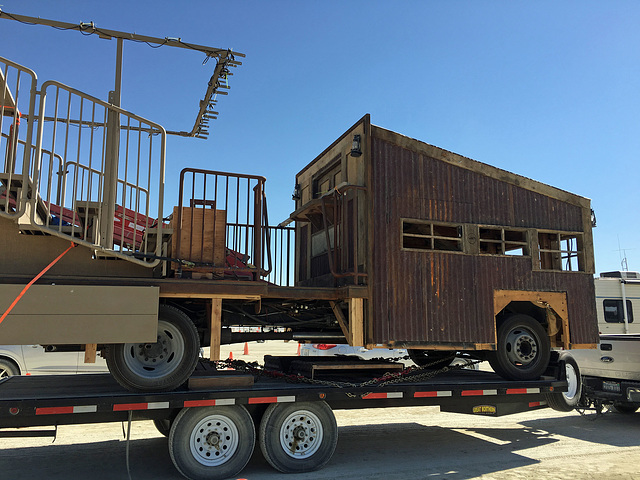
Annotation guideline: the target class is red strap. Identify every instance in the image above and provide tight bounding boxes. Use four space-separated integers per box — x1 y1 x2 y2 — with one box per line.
0 242 77 325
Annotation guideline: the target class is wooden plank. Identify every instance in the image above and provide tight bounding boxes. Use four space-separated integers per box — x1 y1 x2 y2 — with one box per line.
329 301 350 340
171 206 226 267
209 298 222 361
189 373 254 390
160 293 261 301
84 344 97 364
349 298 364 346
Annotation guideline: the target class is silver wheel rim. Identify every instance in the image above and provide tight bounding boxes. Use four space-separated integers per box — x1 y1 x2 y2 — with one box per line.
564 363 578 400
190 414 239 466
279 410 323 459
122 319 185 378
0 368 11 378
505 327 539 366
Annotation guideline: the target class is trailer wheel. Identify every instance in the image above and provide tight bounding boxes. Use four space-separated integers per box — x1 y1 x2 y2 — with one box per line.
408 350 454 369
612 403 639 414
259 401 337 473
105 305 200 392
0 359 19 378
153 418 172 437
169 405 255 480
546 356 582 412
489 314 550 381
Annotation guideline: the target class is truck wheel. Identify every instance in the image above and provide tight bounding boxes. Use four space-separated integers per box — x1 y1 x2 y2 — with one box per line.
408 350 454 369
153 418 172 437
169 405 255 480
259 401 337 473
489 314 550 381
0 359 19 378
105 305 200 392
546 356 582 412
612 403 639 414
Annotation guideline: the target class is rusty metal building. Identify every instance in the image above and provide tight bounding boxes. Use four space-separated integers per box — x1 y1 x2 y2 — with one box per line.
291 114 598 353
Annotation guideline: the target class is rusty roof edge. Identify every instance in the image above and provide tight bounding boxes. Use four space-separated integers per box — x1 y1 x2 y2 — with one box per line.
370 124 592 209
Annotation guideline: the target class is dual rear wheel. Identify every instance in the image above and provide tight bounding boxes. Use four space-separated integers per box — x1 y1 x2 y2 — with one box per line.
168 401 337 480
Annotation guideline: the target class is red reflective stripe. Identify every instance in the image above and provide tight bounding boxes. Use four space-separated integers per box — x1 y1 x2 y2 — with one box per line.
507 388 528 395
362 393 388 400
414 391 438 398
113 403 148 411
461 390 484 396
184 400 217 407
529 401 542 408
36 406 74 415
248 397 278 404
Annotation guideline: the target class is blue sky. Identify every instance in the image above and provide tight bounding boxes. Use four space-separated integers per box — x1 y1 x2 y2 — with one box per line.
1 1 638 273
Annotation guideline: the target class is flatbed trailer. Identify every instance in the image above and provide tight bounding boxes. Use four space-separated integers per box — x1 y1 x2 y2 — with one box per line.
0 357 568 480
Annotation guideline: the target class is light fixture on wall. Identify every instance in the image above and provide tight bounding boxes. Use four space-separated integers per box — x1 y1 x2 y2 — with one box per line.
350 134 362 157
292 183 301 201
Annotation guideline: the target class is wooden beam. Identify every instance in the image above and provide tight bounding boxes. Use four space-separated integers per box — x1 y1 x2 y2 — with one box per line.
348 298 364 346
209 298 222 361
160 293 261 301
329 301 350 340
84 344 97 364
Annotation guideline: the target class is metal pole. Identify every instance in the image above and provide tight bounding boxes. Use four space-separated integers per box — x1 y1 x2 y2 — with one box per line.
100 38 123 248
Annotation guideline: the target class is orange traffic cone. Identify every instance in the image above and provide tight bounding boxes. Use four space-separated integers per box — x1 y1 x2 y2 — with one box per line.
228 351 233 360
243 342 249 355
297 343 301 355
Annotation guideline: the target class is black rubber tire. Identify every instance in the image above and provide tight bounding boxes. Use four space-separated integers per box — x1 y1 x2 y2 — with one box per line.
0 358 19 378
169 405 255 480
408 350 455 369
153 418 172 437
105 305 200 392
488 314 551 381
546 356 582 412
259 401 337 473
612 403 639 414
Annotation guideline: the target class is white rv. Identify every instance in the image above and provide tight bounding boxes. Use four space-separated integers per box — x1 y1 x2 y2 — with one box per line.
549 272 640 413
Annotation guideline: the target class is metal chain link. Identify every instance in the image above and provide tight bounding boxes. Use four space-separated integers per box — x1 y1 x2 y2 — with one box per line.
211 355 484 394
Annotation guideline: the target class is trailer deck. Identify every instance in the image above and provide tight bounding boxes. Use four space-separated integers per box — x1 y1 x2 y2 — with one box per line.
0 359 565 430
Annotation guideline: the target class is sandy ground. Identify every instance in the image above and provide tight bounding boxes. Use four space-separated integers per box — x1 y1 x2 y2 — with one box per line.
2 341 640 480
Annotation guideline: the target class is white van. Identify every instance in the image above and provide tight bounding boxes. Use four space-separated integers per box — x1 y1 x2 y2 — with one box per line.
0 344 108 377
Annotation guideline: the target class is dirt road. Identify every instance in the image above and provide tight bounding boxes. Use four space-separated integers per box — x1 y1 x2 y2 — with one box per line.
2 342 640 480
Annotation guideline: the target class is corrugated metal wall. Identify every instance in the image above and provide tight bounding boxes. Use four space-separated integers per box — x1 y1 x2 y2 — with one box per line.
370 134 597 346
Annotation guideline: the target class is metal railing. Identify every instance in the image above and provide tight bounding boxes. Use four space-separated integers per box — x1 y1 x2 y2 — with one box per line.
320 185 368 285
0 56 38 219
1 54 166 267
175 168 296 285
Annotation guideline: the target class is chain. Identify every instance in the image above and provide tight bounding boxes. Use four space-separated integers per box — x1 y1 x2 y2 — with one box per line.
211 355 484 395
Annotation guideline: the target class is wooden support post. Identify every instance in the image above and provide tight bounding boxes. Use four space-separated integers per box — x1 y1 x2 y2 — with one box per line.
329 301 350 340
210 298 222 361
348 298 364 346
84 343 97 364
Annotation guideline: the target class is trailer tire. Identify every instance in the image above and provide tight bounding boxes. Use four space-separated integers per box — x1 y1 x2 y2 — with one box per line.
153 418 172 437
259 401 337 473
105 305 200 392
612 403 639 414
0 358 19 378
546 356 582 412
489 314 550 381
169 405 255 480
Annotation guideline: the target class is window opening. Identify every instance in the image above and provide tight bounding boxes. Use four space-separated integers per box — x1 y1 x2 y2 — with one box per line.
479 227 528 256
538 231 584 271
603 299 634 323
402 220 462 252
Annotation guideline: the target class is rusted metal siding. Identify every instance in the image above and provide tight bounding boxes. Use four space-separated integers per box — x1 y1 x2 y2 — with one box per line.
370 134 597 346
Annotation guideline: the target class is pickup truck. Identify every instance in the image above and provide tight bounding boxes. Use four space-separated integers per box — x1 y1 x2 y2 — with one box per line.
549 271 640 413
